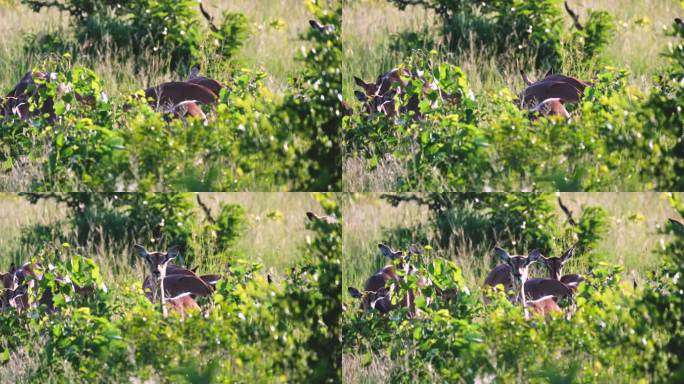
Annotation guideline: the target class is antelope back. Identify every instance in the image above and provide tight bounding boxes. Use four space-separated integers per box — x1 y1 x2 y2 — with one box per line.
484 264 513 290
144 82 218 107
523 278 573 301
186 77 226 96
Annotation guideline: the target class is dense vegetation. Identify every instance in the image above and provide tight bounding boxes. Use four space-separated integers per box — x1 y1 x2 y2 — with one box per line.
0 0 341 191
0 192 341 382
342 192 684 382
343 1 684 191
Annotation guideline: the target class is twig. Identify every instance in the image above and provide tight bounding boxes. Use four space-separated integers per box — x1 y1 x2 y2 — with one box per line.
558 197 577 226
199 2 219 33
196 194 216 224
564 1 584 31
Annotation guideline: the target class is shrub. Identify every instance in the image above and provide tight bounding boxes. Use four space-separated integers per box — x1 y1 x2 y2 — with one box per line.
280 0 343 191
386 0 613 69
20 0 247 71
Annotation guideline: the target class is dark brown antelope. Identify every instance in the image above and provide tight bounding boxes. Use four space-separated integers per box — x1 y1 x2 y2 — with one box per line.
134 244 214 317
491 247 573 318
0 262 94 312
309 19 336 34
306 211 339 224
1 71 99 122
347 243 418 315
518 69 591 119
354 68 461 120
143 82 217 109
537 247 584 289
347 243 447 316
186 66 227 97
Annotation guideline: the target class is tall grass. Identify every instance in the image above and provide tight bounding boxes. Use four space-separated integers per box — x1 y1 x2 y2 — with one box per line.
0 193 319 286
0 0 310 96
342 192 679 296
342 0 679 101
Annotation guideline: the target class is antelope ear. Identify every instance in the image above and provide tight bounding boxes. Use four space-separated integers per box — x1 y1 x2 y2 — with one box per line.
408 244 423 255
309 19 323 32
166 245 181 260
133 244 148 258
494 247 510 263
527 249 543 264
354 76 367 88
348 287 362 298
561 247 574 264
378 244 398 260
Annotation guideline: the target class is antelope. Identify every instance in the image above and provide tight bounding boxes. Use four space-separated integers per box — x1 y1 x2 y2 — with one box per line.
309 19 335 34
163 292 201 319
353 68 461 119
531 98 570 119
143 81 217 109
518 69 591 119
347 243 416 315
186 65 227 97
0 262 94 312
490 247 573 318
1 71 100 122
348 243 449 316
526 295 562 316
134 244 214 317
537 247 584 289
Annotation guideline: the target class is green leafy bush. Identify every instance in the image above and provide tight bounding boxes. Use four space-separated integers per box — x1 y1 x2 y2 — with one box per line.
279 1 342 191
1 46 339 190
386 0 613 69
19 193 244 267
343 243 671 382
20 0 247 71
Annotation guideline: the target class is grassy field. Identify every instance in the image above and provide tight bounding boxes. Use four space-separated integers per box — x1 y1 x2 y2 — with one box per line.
342 0 679 99
0 192 319 286
0 0 310 96
0 192 341 382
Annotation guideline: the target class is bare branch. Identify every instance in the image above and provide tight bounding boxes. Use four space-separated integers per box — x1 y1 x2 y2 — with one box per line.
558 197 577 226
564 1 584 31
199 2 219 33
196 194 216 224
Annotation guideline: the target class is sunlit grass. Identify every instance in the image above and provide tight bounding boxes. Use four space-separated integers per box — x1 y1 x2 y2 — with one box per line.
0 193 318 286
0 0 310 96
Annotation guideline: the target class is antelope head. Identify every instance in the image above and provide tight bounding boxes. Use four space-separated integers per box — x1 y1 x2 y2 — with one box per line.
539 247 574 280
495 247 540 286
134 244 181 279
